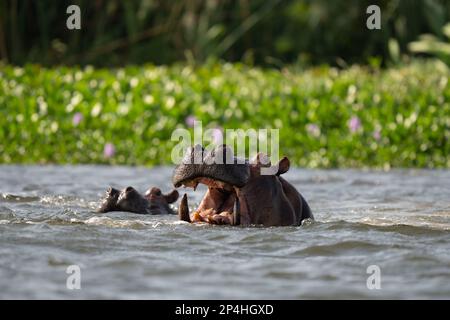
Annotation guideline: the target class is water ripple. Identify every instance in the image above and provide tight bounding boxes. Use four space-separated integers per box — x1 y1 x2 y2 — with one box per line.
0 166 449 299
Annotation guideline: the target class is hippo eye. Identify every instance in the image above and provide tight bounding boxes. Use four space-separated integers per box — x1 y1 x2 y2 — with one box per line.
155 189 162 196
125 186 133 193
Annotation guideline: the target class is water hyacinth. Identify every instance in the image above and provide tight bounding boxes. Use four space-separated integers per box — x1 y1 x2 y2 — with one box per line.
348 116 362 133
210 127 223 145
185 115 197 127
72 112 83 126
0 62 448 168
103 143 115 158
306 123 321 137
373 128 381 140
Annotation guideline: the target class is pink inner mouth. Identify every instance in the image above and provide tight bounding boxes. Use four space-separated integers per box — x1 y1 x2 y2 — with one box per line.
181 177 240 224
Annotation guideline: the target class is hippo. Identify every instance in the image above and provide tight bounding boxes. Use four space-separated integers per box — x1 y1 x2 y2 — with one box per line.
97 186 179 215
173 145 313 226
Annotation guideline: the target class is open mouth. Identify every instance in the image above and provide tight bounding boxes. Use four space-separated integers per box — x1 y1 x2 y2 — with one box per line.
177 177 241 225
172 145 251 225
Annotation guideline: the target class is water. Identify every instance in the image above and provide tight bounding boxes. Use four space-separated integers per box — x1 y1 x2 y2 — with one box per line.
0 165 449 299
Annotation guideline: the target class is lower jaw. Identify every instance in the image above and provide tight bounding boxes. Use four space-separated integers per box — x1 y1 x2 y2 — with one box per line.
191 205 237 224
179 188 241 225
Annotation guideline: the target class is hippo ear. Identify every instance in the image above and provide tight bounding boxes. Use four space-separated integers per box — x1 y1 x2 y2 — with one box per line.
164 189 179 204
276 157 290 175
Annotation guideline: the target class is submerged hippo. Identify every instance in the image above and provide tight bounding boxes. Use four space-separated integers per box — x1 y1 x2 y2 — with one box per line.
97 186 179 215
173 145 313 226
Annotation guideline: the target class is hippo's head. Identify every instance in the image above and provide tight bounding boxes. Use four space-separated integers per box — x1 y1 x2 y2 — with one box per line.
172 145 312 226
97 186 179 215
144 187 179 215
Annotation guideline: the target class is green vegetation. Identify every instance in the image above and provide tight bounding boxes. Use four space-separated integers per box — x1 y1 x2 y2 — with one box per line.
0 60 449 168
3 0 450 66
409 22 450 66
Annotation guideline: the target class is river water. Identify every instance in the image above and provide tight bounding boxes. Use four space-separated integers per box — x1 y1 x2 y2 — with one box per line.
0 165 449 299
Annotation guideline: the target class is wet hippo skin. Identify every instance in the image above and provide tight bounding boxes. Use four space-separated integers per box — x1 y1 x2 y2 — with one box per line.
173 145 313 226
97 186 179 215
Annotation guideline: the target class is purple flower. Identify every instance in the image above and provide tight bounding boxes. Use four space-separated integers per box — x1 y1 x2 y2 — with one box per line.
348 116 362 133
72 112 83 126
185 115 197 128
306 123 320 137
373 128 381 140
211 128 223 145
103 143 115 158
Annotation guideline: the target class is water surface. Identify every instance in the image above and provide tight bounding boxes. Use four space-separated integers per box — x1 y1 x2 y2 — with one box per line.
0 166 449 299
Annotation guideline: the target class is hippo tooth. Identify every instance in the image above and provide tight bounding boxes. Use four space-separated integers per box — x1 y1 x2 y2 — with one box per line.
233 196 240 226
178 193 191 223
